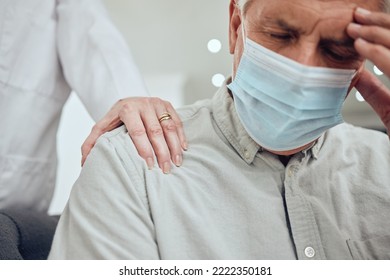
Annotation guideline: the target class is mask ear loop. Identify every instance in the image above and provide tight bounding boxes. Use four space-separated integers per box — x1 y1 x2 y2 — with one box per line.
239 5 246 47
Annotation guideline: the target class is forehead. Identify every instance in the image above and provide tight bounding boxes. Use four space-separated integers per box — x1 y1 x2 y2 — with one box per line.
246 0 382 18
245 0 382 35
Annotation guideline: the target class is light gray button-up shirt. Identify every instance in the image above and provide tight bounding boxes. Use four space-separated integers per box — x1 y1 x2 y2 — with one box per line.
49 84 390 260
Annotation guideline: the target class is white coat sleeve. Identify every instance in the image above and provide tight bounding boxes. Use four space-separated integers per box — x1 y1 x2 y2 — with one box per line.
56 0 149 121
48 131 159 259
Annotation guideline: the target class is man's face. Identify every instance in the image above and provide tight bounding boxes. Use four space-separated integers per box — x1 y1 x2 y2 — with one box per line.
228 0 382 155
230 0 382 72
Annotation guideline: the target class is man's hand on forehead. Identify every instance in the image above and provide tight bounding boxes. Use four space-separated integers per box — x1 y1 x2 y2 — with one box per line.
347 7 390 135
348 8 390 75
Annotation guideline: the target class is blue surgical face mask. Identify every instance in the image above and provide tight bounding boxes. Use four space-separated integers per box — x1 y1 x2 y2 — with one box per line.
227 31 357 152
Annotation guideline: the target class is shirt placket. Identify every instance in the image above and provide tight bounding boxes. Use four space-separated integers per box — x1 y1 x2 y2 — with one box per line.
284 159 326 260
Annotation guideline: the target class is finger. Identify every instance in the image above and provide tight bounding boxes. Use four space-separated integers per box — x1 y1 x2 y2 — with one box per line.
158 116 182 168
121 109 156 170
353 38 390 77
353 8 390 28
355 70 390 131
153 99 185 166
81 121 123 166
164 101 188 150
140 103 173 174
81 128 100 166
81 122 108 166
154 104 184 167
347 23 390 48
81 102 124 166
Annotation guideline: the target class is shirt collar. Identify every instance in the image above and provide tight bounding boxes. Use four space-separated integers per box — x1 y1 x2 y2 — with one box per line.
212 79 261 164
310 134 325 159
212 78 325 163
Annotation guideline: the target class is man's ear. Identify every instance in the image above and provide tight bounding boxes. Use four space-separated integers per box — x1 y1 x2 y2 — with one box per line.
229 0 242 54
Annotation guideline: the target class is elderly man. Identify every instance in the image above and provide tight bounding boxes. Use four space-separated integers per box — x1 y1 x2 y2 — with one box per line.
49 0 390 260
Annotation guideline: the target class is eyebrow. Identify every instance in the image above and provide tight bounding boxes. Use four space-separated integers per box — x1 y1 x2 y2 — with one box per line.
267 18 356 49
256 17 305 35
274 19 304 34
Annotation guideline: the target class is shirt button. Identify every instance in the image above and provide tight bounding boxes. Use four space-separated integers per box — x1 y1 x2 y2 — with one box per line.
304 247 316 258
244 150 251 160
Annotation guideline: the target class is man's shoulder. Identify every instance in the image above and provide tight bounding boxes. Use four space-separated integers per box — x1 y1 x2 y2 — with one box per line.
101 97 214 141
97 97 216 163
97 126 139 162
176 98 213 123
326 123 389 151
85 127 139 178
328 123 387 140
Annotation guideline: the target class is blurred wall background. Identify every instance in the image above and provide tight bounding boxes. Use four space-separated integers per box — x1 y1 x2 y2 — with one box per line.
49 0 388 214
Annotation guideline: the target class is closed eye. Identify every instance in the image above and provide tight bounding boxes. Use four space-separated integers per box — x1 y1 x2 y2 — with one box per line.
269 32 295 42
321 47 360 63
320 39 361 63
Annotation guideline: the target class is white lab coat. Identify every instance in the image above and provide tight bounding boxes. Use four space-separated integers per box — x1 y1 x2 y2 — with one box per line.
0 0 148 212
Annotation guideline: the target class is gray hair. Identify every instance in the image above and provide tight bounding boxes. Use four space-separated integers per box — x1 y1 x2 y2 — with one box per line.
236 0 390 14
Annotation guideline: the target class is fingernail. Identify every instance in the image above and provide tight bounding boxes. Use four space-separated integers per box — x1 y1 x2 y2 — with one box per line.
174 154 183 167
146 157 154 170
356 37 368 46
182 141 188 151
356 7 371 15
348 22 362 31
163 162 171 174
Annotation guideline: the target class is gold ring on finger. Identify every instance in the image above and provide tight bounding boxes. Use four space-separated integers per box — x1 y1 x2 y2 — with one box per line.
158 112 172 123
